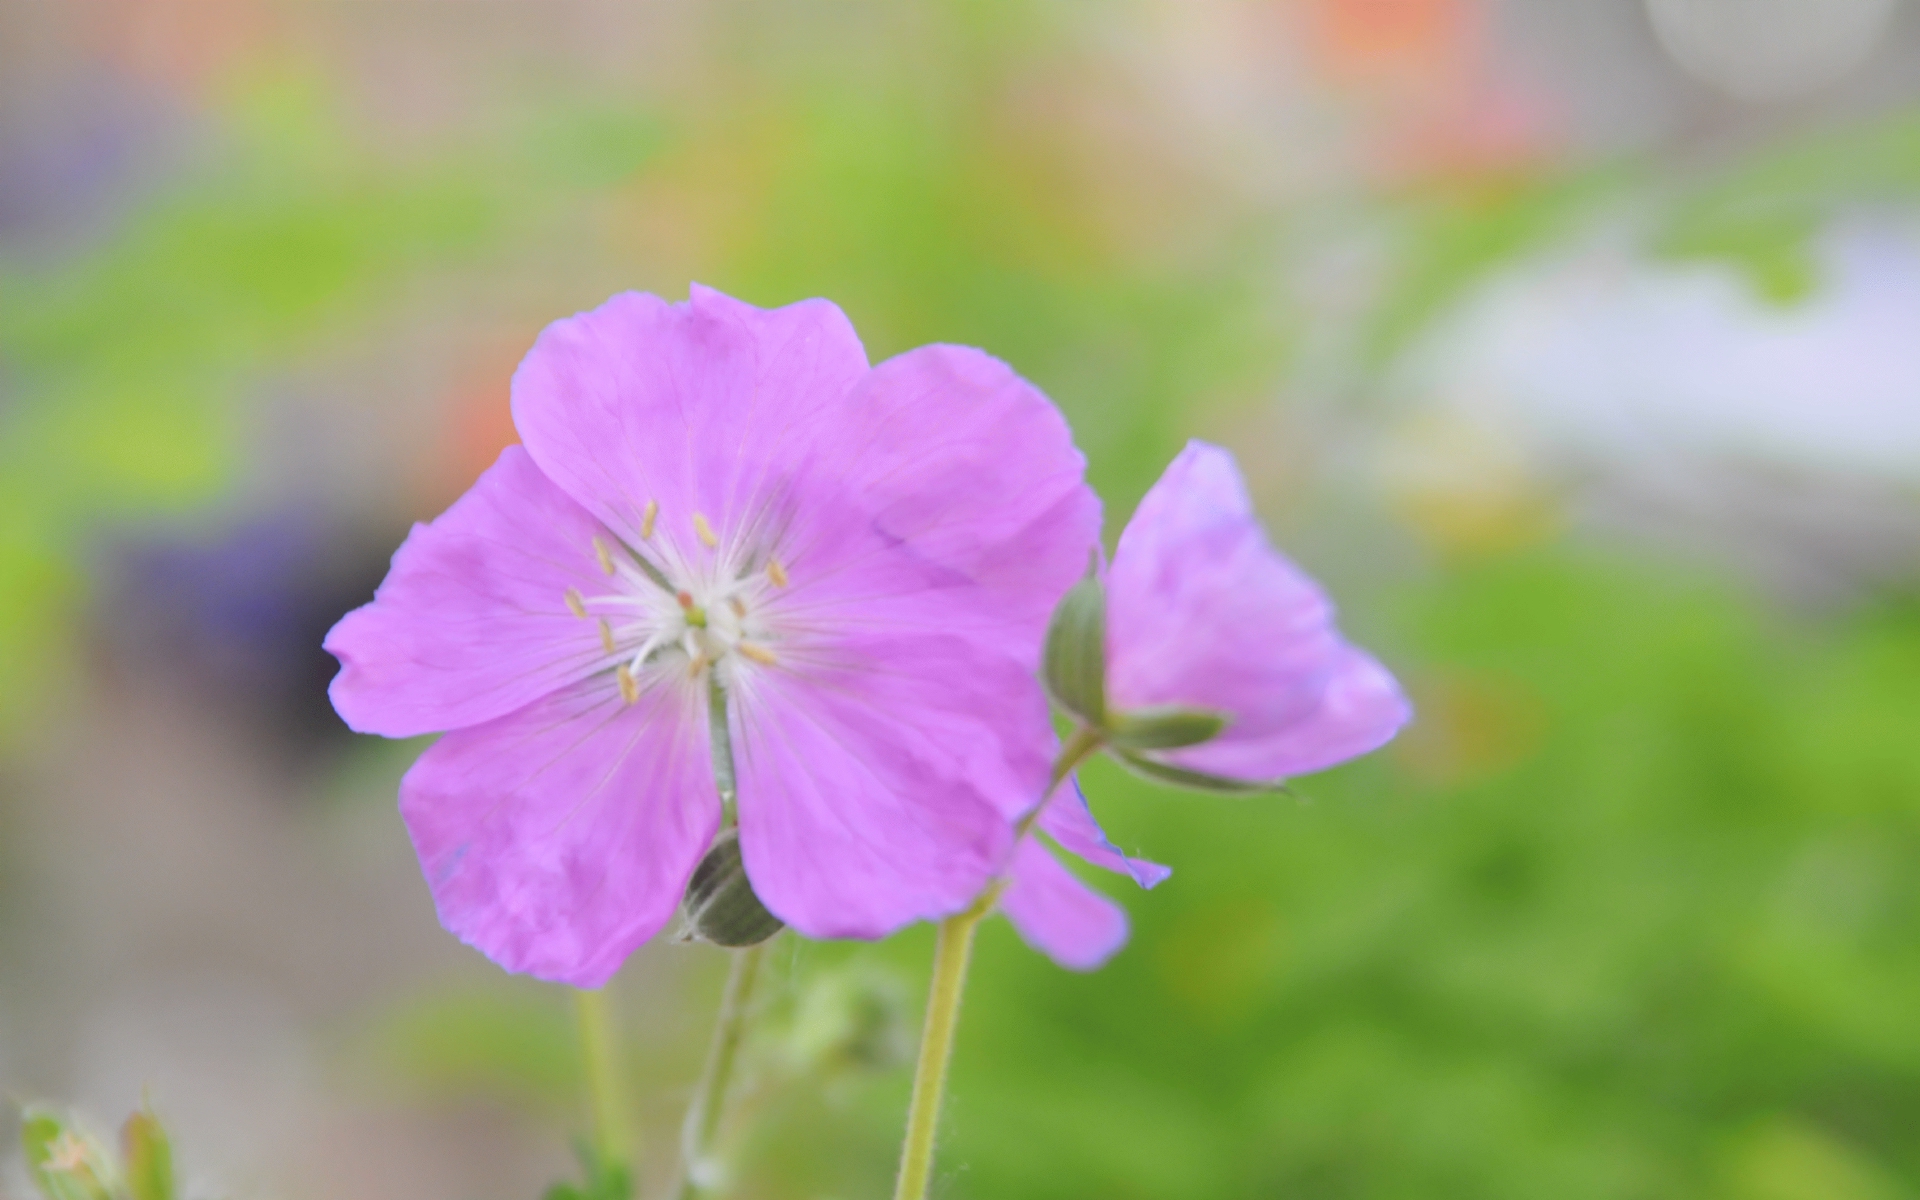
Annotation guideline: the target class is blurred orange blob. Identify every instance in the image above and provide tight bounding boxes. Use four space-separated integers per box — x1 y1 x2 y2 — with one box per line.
79 0 282 99
1305 0 1475 87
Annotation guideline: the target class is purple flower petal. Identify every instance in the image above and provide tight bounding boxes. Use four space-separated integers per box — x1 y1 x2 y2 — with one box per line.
1040 779 1170 889
510 286 872 552
732 633 1051 940
816 344 1102 647
1107 441 1411 780
326 446 630 738
999 837 1129 971
400 680 720 987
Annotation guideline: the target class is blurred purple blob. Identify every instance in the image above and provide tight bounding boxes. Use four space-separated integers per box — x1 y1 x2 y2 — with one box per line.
105 508 397 760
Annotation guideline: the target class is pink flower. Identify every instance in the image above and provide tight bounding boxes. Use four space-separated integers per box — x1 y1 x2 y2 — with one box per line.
1107 441 1410 783
1000 440 1410 970
325 286 1100 986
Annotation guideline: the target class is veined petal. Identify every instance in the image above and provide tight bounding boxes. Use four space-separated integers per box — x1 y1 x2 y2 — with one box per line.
400 679 720 987
510 286 871 552
326 446 626 739
730 633 1053 940
1108 441 1410 780
765 345 1102 666
999 838 1129 972
1040 779 1171 890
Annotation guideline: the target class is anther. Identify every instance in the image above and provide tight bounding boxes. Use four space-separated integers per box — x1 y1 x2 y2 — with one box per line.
616 663 640 705
641 499 658 540
687 653 709 679
677 591 695 610
598 619 616 656
564 587 588 619
728 597 747 617
593 536 616 576
693 512 719 548
767 558 789 588
738 642 778 667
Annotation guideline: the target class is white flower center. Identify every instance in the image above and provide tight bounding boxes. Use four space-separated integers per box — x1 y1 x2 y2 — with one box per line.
564 503 789 704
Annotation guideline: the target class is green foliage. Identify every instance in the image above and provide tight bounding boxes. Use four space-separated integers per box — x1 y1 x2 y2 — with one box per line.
542 1140 632 1200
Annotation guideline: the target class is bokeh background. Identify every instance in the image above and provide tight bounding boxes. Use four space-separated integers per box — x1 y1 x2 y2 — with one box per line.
4 2 1919 1197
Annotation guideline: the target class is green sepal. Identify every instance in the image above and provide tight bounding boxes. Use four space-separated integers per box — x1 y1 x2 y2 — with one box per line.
679 827 785 948
1042 572 1108 726
1112 748 1289 795
1105 706 1229 751
21 1107 116 1200
120 1108 176 1200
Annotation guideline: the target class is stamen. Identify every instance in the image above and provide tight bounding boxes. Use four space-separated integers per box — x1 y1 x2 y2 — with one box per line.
616 663 640 705
641 498 658 540
593 536 616 576
728 597 747 617
738 642 778 667
564 587 588 619
598 619 617 656
693 512 719 548
767 558 789 588
687 653 709 679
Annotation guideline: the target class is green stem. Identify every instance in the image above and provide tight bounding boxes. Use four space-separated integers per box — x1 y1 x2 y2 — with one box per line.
574 988 630 1174
893 726 1107 1200
673 942 768 1198
892 904 988 1200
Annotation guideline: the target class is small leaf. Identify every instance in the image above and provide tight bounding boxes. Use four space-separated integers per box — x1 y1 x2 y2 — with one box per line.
1106 706 1229 751
121 1108 176 1200
21 1107 116 1200
1042 573 1108 726
1112 748 1288 795
679 828 785 948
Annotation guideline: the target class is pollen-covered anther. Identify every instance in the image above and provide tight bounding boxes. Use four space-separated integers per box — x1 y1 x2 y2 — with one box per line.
693 512 719 548
728 597 747 617
616 663 640 705
593 536 616 576
738 642 778 667
598 619 616 655
564 587 587 619
767 559 789 588
641 498 658 540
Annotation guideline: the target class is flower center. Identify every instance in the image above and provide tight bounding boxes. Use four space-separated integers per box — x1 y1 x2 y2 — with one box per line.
563 504 789 704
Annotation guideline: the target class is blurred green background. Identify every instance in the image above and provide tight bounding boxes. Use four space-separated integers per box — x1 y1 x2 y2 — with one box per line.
3 2 1918 1197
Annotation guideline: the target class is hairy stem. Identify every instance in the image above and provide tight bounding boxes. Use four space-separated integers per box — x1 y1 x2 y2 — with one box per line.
893 727 1106 1200
892 903 987 1200
574 988 631 1176
673 943 768 1198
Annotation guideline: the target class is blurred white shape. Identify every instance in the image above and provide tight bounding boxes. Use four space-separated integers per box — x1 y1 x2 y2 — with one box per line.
1413 218 1920 487
1391 217 1920 586
1644 0 1898 101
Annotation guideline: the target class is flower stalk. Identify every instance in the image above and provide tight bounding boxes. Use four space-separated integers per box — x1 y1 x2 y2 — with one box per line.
673 942 769 1199
573 987 632 1178
893 729 1106 1200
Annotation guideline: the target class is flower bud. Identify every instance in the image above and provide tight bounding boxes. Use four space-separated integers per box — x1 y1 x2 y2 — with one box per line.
678 828 784 948
20 1106 116 1200
1042 572 1108 726
120 1107 177 1200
